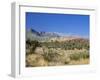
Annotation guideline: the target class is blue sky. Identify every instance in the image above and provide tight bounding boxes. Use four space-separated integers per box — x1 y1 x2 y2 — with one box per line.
26 12 89 38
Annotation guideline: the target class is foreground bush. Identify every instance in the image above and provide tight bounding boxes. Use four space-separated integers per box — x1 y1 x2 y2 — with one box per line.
26 54 48 67
70 51 89 61
43 48 70 66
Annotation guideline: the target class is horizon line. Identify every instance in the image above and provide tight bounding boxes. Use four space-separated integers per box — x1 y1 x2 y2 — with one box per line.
26 27 89 39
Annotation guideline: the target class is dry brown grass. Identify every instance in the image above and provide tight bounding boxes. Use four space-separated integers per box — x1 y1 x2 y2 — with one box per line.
26 47 89 67
26 54 48 67
69 59 89 65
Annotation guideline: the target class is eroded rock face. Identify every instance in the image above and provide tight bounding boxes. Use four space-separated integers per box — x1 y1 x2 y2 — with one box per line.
26 54 48 67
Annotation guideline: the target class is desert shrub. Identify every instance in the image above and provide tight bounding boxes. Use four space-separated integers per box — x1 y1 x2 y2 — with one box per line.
26 40 42 54
70 53 81 61
41 38 89 50
43 49 60 62
43 48 70 65
80 51 89 59
26 54 48 67
64 61 69 64
70 51 89 61
30 40 41 51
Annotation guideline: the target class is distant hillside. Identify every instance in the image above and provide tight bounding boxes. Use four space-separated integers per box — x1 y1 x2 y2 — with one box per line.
26 28 60 41
26 28 89 42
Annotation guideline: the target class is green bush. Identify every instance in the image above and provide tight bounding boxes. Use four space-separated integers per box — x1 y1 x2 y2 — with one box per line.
70 53 81 61
43 49 60 62
70 51 89 61
26 40 42 54
80 51 89 59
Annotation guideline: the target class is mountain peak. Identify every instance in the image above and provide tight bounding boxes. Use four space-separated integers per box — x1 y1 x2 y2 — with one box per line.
26 28 88 42
29 28 41 36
